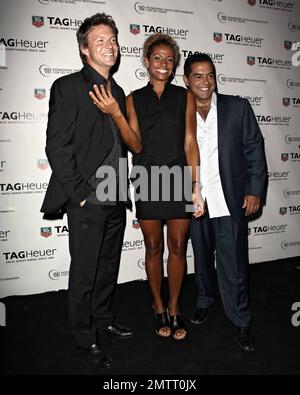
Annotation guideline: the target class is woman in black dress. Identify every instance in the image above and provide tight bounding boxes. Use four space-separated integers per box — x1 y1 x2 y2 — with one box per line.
90 34 204 340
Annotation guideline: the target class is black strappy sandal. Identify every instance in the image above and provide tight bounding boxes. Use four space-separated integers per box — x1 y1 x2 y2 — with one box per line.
153 311 171 338
169 314 187 341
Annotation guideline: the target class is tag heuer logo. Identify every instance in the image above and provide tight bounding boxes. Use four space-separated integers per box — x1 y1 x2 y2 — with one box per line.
284 40 292 50
132 219 140 229
279 207 287 215
281 153 289 162
41 227 52 238
248 0 256 5
32 16 44 28
283 97 290 107
247 56 255 66
37 159 49 170
248 228 251 236
34 88 46 100
130 24 140 35
213 33 222 43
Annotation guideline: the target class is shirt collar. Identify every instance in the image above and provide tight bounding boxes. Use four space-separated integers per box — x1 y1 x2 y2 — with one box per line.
85 63 115 88
147 80 171 90
211 91 217 110
196 92 217 124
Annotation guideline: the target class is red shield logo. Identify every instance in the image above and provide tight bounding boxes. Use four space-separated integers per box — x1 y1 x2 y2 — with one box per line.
247 56 255 66
132 219 140 229
32 16 44 28
213 33 222 43
34 88 46 100
284 41 292 50
130 24 140 35
37 159 49 170
279 207 287 215
41 227 52 238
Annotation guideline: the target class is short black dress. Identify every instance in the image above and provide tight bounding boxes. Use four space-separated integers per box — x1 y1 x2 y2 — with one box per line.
131 82 192 220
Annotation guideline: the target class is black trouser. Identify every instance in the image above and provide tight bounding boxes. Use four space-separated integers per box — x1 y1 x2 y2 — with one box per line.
190 213 251 328
66 201 126 347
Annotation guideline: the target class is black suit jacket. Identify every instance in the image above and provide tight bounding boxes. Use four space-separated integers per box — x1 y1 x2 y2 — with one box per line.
216 94 267 220
41 65 127 215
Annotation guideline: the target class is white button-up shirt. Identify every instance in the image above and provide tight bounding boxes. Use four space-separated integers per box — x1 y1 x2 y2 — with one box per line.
196 92 230 218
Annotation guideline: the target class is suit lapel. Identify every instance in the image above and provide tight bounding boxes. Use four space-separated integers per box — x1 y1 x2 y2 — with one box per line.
81 64 94 85
217 94 229 158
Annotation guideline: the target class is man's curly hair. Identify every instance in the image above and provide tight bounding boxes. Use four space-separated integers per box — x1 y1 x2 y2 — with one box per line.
142 33 180 70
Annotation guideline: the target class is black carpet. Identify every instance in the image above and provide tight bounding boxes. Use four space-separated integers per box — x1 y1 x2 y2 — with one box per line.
1 257 300 376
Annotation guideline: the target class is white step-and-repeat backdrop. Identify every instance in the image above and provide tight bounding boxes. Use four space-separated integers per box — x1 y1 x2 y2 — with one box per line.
1 0 300 298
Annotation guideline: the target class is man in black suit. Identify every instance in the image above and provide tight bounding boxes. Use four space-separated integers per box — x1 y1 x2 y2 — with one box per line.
183 53 267 351
41 13 141 368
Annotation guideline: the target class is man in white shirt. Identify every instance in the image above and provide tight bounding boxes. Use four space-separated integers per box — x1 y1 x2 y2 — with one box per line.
183 53 266 351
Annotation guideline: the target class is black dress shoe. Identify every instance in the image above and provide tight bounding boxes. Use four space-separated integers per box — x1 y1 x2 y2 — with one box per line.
76 343 112 368
101 323 134 339
190 308 209 325
236 327 255 351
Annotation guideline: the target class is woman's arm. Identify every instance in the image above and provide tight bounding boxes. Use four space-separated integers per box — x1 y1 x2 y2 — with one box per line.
184 89 205 217
89 84 142 154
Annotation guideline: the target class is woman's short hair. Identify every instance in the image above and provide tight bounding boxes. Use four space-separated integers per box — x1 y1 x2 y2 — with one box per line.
142 33 180 70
